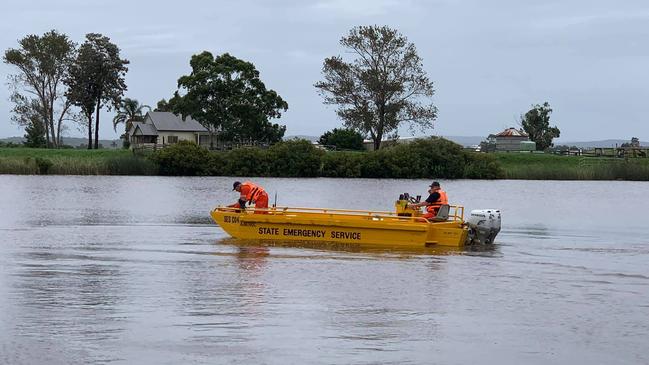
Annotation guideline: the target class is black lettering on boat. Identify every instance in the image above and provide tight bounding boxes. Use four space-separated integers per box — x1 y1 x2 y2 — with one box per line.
330 231 361 240
258 227 279 235
282 229 326 238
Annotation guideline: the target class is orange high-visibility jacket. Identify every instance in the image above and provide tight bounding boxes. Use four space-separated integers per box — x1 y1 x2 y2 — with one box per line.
426 189 448 213
240 181 267 204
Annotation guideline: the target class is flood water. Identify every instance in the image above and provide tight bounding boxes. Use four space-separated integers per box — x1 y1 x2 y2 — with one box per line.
1 175 648 364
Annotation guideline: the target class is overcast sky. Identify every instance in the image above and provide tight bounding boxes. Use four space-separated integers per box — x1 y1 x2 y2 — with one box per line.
1 0 648 142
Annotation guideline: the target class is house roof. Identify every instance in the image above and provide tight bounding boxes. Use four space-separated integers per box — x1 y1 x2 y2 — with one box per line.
496 128 528 137
147 112 208 132
134 123 158 136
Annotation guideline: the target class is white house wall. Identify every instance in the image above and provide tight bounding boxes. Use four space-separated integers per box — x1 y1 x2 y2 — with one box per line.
157 131 198 144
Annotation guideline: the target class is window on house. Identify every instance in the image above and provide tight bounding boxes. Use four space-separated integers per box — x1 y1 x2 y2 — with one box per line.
167 136 179 144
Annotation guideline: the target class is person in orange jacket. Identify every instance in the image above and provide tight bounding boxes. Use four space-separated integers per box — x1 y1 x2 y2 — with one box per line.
229 181 269 214
408 181 448 220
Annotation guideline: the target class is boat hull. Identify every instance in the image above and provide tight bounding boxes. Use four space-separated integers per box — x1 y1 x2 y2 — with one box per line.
210 208 469 249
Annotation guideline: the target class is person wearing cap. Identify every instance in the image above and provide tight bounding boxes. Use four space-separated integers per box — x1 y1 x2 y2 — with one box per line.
408 181 448 220
229 181 269 214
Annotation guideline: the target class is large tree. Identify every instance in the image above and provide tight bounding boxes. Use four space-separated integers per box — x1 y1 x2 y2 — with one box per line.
66 41 98 149
112 97 150 146
521 102 560 151
67 33 128 149
315 25 437 150
4 30 76 148
170 51 288 148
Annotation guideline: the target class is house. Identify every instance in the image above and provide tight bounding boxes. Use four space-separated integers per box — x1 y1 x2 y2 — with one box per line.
127 112 209 149
494 127 532 151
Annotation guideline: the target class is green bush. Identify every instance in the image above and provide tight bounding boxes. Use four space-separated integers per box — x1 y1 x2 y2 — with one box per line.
268 139 323 177
319 128 364 150
150 141 210 176
34 157 53 174
369 138 466 178
463 152 505 179
321 152 363 177
220 147 269 176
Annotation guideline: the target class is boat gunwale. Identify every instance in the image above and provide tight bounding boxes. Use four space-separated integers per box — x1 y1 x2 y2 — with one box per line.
212 205 465 224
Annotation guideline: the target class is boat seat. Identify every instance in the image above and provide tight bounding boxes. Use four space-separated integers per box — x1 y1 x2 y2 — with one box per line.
431 204 450 222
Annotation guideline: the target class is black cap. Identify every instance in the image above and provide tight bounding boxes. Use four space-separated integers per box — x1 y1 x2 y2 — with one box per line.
429 181 440 187
232 181 242 190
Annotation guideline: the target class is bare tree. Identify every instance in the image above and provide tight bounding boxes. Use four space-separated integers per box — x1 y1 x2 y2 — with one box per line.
315 25 437 150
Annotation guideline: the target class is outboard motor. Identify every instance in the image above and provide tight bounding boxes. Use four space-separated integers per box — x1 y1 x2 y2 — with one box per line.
465 209 501 245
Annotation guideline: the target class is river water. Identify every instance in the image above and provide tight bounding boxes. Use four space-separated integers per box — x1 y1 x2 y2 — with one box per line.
0 176 647 364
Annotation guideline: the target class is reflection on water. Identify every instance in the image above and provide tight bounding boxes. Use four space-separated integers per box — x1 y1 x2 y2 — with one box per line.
1 176 648 365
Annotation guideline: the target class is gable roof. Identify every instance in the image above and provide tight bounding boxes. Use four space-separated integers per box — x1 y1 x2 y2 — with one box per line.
133 122 158 136
146 112 208 132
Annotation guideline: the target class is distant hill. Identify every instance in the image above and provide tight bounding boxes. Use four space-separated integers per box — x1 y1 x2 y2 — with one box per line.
0 136 122 148
555 139 649 148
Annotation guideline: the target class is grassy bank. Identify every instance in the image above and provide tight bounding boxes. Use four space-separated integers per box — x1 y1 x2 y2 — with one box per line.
495 152 649 180
0 148 158 175
4 145 649 180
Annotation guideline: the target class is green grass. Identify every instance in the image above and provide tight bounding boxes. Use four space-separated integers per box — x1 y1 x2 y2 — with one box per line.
0 148 158 175
494 152 649 180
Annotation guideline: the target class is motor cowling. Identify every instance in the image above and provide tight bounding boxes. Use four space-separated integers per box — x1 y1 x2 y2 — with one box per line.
465 209 501 245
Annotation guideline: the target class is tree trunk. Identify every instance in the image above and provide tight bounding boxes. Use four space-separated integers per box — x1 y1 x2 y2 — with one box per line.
373 137 381 151
44 117 52 148
87 112 93 149
94 95 101 149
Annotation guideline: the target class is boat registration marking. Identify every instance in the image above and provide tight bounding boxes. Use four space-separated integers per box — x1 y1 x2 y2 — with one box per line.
223 215 240 224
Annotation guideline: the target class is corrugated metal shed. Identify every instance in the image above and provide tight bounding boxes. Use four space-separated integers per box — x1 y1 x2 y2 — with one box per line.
496 128 528 137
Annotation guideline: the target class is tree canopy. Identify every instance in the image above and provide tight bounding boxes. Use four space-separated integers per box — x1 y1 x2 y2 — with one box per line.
315 25 437 150
170 51 288 148
520 102 560 151
66 33 128 149
4 30 76 148
319 128 365 150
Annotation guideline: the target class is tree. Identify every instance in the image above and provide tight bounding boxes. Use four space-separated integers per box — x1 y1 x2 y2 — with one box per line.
154 98 171 112
66 41 98 149
170 51 288 148
67 33 128 149
520 102 560 151
4 30 76 148
315 25 437 150
23 117 47 148
319 128 365 150
112 97 150 142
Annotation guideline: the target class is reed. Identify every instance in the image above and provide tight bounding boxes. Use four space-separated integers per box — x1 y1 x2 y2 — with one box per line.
0 148 157 175
496 153 649 180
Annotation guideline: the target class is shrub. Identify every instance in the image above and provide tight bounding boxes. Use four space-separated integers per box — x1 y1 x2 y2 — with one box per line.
379 137 466 178
150 141 210 176
34 157 53 174
321 152 363 177
220 147 269 176
319 128 365 150
268 139 323 177
463 152 504 179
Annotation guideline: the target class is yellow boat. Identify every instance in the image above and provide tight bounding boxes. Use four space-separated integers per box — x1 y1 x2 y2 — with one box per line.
210 199 501 250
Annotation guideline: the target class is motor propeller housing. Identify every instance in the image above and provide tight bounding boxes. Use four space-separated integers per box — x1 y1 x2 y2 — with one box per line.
465 209 501 245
